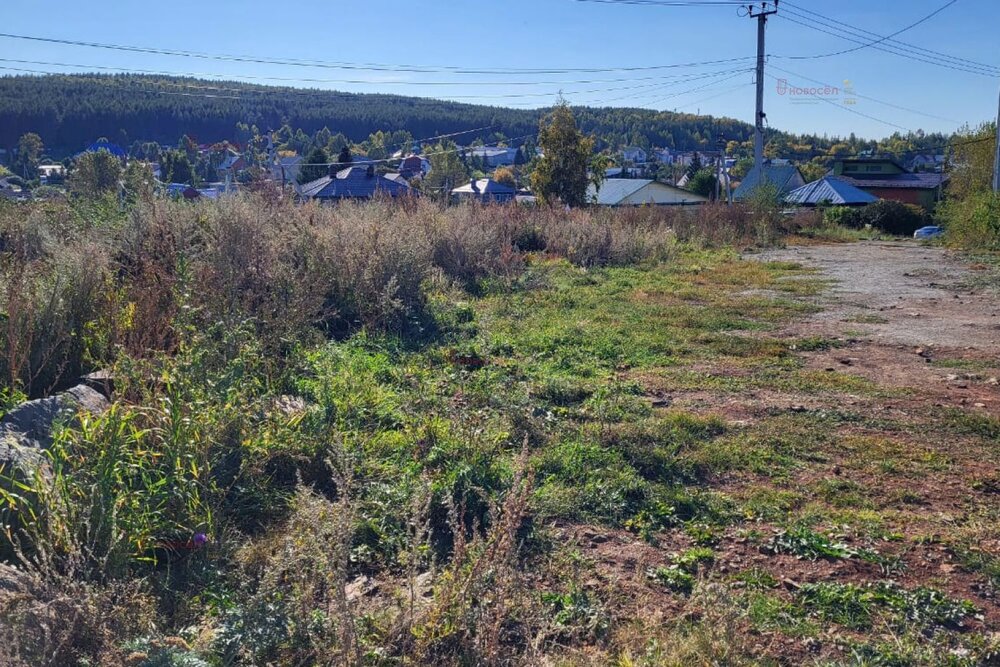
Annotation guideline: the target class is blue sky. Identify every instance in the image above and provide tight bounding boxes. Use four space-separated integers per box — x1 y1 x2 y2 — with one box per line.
2 0 998 140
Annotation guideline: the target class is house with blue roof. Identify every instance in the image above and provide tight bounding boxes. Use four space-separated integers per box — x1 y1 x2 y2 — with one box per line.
732 164 805 201
784 176 877 207
80 139 127 161
298 165 416 202
451 178 518 204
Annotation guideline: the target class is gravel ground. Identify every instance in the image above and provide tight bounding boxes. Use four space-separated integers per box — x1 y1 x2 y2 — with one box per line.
752 241 1000 351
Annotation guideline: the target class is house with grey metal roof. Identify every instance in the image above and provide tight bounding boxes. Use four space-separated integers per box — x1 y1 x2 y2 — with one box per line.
451 178 518 204
732 164 805 201
298 165 416 201
784 176 877 207
587 178 708 206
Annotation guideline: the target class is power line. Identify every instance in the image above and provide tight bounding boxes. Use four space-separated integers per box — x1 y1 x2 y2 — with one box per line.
0 56 747 88
0 31 755 75
574 0 744 6
774 5 999 77
779 0 999 73
764 72 912 132
0 62 753 109
778 0 958 61
767 64 963 125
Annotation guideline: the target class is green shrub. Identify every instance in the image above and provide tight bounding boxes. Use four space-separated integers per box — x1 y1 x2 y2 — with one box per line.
839 199 930 235
941 189 1000 250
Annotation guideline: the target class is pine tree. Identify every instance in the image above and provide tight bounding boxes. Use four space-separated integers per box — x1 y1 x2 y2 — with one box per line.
297 146 330 184
335 146 353 170
530 102 594 207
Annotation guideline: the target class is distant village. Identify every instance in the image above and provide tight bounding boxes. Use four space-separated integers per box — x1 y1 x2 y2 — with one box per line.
0 133 949 212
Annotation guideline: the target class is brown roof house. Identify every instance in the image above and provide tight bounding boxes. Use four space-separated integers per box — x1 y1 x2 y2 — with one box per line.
830 158 948 210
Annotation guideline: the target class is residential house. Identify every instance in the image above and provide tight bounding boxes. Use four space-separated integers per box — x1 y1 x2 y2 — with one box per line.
450 178 518 204
467 146 518 167
906 154 945 173
398 154 431 180
271 155 303 184
38 164 65 183
652 148 674 164
298 165 416 201
732 164 806 201
217 152 247 180
784 176 877 207
621 146 648 164
165 183 202 200
830 158 948 210
587 178 708 206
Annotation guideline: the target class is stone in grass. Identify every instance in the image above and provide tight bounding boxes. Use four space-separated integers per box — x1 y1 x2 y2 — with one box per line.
1 384 111 487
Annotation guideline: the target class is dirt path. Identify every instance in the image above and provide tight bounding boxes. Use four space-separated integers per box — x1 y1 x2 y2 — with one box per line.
756 241 1000 351
747 242 1000 417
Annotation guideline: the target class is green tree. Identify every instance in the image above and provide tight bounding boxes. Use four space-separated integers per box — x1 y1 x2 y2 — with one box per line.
69 150 123 197
122 161 156 201
947 122 995 200
298 146 330 184
14 132 44 180
798 160 829 183
730 157 754 180
335 146 353 170
530 102 594 207
687 168 718 198
423 140 469 199
161 150 196 186
685 152 703 180
588 153 612 201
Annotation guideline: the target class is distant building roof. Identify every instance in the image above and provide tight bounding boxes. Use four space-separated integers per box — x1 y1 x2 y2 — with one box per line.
587 178 707 206
784 177 878 206
732 165 805 200
451 178 518 202
82 139 126 159
451 178 518 196
298 166 415 200
833 172 948 190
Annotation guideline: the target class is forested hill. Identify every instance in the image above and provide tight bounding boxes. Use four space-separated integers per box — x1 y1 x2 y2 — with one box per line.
0 73 757 156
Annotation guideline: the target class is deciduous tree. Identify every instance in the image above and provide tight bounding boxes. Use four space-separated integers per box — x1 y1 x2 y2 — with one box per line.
69 149 123 197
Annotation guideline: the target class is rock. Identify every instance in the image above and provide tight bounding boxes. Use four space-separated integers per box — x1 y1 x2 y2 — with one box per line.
270 394 310 416
1 385 110 448
345 575 378 601
0 384 110 490
986 377 999 386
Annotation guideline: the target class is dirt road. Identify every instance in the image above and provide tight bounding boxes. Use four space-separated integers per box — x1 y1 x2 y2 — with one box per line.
758 241 1000 351
753 240 1000 414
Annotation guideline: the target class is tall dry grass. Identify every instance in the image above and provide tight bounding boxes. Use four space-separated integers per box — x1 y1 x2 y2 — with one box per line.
0 196 774 399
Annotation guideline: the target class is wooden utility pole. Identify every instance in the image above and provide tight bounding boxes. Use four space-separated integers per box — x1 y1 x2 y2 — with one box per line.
748 1 779 180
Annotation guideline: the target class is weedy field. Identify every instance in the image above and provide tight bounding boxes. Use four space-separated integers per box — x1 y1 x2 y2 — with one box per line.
0 196 997 666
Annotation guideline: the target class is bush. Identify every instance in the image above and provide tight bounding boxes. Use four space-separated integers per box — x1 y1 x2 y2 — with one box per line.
940 189 1000 250
832 200 929 236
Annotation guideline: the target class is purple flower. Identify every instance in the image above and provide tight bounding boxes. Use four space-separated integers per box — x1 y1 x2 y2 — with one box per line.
192 533 209 548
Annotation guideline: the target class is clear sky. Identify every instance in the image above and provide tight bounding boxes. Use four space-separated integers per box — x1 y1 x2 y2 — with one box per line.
2 0 998 140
